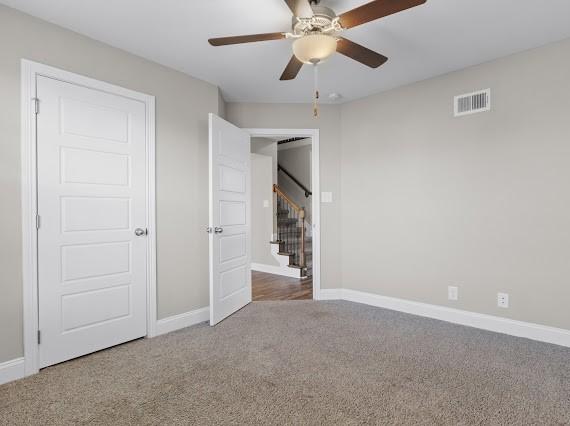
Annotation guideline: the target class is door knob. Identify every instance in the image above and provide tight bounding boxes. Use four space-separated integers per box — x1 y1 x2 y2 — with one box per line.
214 227 223 234
134 228 147 236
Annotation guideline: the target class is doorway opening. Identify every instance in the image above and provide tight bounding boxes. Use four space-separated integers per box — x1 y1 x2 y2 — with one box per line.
208 118 320 325
249 132 318 301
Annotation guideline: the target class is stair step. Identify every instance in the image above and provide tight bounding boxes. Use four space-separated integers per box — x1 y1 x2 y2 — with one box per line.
277 252 293 256
287 264 304 269
275 240 313 246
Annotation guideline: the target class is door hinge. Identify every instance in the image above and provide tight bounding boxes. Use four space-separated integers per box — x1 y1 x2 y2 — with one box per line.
37 330 41 344
33 98 40 115
36 214 41 230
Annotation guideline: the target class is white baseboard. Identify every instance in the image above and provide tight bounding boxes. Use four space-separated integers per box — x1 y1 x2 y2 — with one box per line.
154 307 209 337
251 262 301 278
0 357 25 385
319 289 344 300
321 288 570 348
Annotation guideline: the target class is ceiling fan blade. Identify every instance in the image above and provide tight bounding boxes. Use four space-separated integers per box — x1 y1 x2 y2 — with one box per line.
339 0 427 29
284 0 314 18
337 38 388 68
280 56 303 81
208 33 285 46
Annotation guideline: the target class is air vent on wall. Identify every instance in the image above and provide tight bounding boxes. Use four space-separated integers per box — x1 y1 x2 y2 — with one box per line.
454 89 491 117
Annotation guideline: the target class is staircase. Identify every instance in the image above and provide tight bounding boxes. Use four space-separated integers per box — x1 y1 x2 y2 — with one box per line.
271 184 312 278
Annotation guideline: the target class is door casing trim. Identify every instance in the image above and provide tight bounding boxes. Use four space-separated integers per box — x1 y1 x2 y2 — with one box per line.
20 59 157 376
244 128 321 300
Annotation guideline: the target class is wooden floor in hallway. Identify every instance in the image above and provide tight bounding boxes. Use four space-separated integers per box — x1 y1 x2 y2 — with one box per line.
252 271 312 301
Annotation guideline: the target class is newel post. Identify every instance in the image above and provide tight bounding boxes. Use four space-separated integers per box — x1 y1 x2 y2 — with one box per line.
299 208 306 268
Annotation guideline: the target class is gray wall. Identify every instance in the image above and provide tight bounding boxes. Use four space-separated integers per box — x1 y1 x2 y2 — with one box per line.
0 5 221 362
251 137 279 238
251 138 278 187
217 89 227 119
251 154 278 266
227 103 343 291
340 37 570 330
278 144 312 223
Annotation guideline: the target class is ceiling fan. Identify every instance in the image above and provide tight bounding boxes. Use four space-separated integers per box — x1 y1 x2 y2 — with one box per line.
208 0 427 81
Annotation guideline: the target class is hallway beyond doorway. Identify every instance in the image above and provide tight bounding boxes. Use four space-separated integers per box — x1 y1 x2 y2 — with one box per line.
252 271 312 301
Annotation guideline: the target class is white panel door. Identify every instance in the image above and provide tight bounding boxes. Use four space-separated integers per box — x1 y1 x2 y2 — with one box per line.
209 113 251 325
37 76 148 368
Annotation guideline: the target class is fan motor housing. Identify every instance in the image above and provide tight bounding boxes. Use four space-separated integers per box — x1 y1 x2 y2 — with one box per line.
292 5 337 35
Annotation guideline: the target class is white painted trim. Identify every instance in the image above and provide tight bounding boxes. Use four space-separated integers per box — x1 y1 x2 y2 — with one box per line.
0 358 25 385
251 263 302 278
318 289 344 300
321 289 570 348
21 59 39 377
154 307 210 336
145 86 158 338
20 59 157 376
244 128 321 300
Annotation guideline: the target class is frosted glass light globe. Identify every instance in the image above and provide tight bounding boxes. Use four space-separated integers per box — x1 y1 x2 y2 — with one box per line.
293 34 337 64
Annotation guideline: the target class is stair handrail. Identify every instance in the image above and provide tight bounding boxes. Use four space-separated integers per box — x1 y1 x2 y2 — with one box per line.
273 184 306 268
273 184 302 212
277 164 312 198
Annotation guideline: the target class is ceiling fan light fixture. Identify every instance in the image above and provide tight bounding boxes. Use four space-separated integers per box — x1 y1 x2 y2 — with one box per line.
292 33 337 64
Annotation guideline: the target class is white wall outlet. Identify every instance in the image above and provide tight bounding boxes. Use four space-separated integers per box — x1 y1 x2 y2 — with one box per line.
497 292 509 308
448 286 458 301
321 192 333 203
263 199 269 208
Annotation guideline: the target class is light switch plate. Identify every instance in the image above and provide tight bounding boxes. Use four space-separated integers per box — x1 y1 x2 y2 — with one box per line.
263 200 269 208
321 192 333 203
448 286 458 301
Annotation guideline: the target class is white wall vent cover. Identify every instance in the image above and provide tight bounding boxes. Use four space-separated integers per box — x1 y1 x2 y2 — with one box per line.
454 89 491 117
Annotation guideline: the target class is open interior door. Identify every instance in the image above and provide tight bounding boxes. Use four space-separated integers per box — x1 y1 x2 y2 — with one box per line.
208 113 252 325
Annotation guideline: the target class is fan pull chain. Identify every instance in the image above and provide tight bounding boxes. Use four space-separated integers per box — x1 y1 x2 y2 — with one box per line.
313 63 319 118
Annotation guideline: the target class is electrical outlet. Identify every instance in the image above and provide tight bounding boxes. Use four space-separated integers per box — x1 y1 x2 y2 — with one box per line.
497 292 509 308
448 286 458 301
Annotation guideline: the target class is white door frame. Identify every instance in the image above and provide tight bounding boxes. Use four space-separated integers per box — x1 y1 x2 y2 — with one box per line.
20 60 157 376
244 128 321 300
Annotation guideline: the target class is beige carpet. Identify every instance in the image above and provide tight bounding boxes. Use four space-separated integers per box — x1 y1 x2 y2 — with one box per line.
1 301 569 425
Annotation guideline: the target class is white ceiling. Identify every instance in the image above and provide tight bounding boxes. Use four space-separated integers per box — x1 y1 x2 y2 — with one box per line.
3 0 570 103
